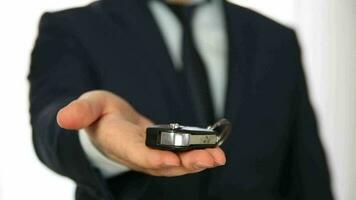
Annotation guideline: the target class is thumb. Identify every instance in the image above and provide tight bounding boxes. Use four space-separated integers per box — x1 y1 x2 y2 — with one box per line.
57 93 106 130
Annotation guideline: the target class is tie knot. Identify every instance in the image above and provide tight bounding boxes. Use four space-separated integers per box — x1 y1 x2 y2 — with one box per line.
165 2 203 26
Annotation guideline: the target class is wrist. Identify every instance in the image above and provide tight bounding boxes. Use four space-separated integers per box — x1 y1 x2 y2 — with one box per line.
78 129 130 178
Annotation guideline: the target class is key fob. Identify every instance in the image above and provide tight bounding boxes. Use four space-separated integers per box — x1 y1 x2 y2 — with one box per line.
145 119 231 151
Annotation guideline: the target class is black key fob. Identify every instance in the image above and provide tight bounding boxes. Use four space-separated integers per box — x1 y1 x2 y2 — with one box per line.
145 119 231 151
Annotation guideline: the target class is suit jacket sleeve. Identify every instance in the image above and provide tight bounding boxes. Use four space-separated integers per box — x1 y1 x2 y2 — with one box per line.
28 13 112 199
284 31 334 200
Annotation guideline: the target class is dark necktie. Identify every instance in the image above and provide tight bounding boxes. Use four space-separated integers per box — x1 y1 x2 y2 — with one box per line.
167 2 216 126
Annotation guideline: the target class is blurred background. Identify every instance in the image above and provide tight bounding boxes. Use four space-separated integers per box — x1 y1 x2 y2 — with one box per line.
0 0 354 199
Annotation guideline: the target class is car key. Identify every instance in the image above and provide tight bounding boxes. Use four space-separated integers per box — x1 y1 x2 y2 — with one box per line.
145 118 231 151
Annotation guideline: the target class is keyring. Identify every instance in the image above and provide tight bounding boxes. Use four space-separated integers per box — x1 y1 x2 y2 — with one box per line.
207 118 232 146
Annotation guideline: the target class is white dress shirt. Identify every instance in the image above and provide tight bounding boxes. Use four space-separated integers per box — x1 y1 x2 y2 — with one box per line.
79 0 228 178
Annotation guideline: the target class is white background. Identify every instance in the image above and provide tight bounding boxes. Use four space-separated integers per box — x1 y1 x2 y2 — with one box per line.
0 0 354 199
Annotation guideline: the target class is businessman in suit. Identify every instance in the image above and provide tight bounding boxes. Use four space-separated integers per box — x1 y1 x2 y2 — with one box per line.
28 0 334 199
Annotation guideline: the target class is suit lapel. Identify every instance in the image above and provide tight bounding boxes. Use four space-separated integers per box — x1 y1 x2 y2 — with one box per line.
222 1 257 149
205 3 259 198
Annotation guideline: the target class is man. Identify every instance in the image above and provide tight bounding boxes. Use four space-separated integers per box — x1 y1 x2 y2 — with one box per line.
28 0 334 199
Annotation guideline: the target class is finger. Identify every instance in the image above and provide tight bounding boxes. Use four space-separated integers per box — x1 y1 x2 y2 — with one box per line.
140 149 181 169
179 149 215 171
56 100 99 130
148 148 226 176
148 166 206 177
205 148 226 166
127 136 182 169
57 96 104 130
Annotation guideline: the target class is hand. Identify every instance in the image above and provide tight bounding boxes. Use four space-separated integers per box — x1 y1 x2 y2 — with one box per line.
57 90 226 176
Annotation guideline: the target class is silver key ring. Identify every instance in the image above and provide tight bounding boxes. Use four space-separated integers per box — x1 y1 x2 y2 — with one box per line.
207 118 232 146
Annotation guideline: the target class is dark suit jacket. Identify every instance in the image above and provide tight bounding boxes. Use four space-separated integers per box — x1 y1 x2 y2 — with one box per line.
28 0 333 199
